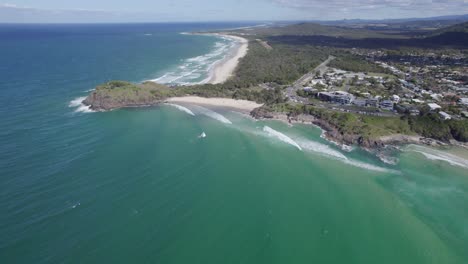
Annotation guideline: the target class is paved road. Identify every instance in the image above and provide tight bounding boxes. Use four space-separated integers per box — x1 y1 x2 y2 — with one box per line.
285 55 335 102
293 55 335 88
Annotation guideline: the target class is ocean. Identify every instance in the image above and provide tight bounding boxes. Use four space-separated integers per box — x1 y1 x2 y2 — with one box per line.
0 23 467 264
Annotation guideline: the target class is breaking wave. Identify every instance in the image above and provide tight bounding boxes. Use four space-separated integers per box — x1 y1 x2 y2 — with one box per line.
69 97 94 113
263 126 302 151
258 124 397 173
165 103 195 116
405 145 468 169
343 159 400 174
195 106 232 124
151 36 237 85
296 139 347 160
296 138 398 174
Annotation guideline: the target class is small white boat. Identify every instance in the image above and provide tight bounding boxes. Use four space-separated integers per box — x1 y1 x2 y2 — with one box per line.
199 132 206 138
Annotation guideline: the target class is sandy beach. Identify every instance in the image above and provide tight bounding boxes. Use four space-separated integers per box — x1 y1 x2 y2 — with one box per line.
166 96 262 113
204 34 249 84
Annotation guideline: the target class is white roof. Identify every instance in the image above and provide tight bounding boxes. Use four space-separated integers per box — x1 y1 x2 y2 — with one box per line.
427 103 441 110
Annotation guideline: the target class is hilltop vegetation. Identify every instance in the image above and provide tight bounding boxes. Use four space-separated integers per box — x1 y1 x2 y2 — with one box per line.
328 52 390 73
85 20 468 145
84 81 178 110
430 21 468 35
254 103 468 143
239 23 399 39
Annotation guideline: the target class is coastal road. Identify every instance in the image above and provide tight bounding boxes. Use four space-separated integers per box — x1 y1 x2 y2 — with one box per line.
294 55 335 88
285 55 335 102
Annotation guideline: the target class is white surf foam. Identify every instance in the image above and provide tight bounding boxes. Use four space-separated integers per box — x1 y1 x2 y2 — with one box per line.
263 126 302 151
343 159 400 174
69 97 95 113
150 37 236 85
405 145 468 169
165 103 195 116
69 97 86 108
296 139 347 160
195 106 232 124
296 138 398 173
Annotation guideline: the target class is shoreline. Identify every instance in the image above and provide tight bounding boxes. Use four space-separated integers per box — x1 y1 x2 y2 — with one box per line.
250 109 467 150
199 33 249 84
165 96 262 114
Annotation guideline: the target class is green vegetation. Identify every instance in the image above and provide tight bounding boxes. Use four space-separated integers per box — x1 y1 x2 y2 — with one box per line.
329 52 390 74
230 43 328 85
261 103 412 139
170 42 329 103
95 80 177 99
237 23 400 39
406 114 468 142
259 103 467 142
430 22 468 36
87 22 468 144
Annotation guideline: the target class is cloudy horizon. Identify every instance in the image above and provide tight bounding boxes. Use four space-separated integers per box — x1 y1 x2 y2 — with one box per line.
1 1 467 23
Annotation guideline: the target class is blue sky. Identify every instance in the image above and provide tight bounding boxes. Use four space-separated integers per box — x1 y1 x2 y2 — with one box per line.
1 0 467 23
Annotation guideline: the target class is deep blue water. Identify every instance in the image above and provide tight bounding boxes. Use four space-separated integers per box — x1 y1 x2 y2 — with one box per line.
1 23 468 264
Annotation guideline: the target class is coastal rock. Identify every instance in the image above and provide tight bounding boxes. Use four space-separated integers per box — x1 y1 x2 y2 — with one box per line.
83 81 171 111
250 108 452 150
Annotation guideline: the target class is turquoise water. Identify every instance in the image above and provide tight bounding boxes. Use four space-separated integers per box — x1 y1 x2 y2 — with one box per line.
1 23 468 263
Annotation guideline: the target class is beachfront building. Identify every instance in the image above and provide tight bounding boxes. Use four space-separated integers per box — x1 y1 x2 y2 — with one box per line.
353 99 367 107
409 108 421 116
459 98 468 106
391 95 401 103
427 103 442 111
366 97 379 107
318 91 355 105
439 111 452 120
380 100 394 111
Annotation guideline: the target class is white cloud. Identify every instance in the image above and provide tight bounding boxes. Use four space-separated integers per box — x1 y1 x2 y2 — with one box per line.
271 0 468 13
1 3 17 7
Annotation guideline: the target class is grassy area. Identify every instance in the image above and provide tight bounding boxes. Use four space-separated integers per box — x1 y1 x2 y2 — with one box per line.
328 52 391 74
261 103 466 142
95 81 179 100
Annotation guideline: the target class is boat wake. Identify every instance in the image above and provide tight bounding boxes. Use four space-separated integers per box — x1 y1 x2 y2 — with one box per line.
404 145 468 169
195 106 232 124
69 97 94 113
165 103 195 116
263 126 302 151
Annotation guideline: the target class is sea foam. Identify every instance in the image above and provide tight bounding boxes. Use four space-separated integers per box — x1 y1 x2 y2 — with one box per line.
263 126 302 151
151 37 236 85
69 97 95 113
405 145 468 169
195 106 232 124
165 103 195 116
296 139 347 160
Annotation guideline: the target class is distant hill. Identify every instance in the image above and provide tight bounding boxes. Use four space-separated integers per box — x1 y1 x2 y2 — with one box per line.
260 21 468 49
430 21 468 35
240 23 400 39
321 14 468 25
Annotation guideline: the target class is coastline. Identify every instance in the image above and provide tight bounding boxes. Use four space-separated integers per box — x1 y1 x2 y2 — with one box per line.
166 96 262 114
249 108 464 150
201 33 249 84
